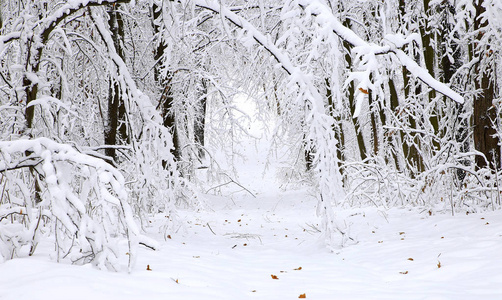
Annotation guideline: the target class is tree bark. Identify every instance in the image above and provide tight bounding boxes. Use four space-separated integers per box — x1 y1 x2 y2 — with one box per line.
152 3 181 162
342 20 367 162
473 0 500 170
104 4 128 160
194 79 208 159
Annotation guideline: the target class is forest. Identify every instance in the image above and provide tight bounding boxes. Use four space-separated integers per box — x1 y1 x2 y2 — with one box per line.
0 0 501 282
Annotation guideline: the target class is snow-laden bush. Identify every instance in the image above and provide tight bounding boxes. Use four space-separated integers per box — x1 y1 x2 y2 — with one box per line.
342 158 502 214
0 138 157 271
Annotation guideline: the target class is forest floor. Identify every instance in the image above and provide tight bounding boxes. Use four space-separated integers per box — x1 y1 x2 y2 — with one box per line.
2 98 502 299
1 178 502 299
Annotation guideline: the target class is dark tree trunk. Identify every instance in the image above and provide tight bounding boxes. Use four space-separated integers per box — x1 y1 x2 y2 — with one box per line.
342 19 367 161
194 79 208 159
398 0 425 176
437 3 468 180
420 0 439 152
325 78 345 173
387 78 403 171
152 3 181 162
473 0 500 170
104 4 128 160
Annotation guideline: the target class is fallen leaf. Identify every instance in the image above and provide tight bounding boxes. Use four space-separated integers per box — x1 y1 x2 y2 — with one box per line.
299 293 306 298
167 235 172 239
294 267 302 270
485 222 490 225
437 261 441 268
399 271 408 274
378 241 383 243
358 87 369 94
146 265 152 271
271 274 279 280
243 243 248 246
251 290 256 293
407 258 414 261
399 232 405 235
237 219 241 222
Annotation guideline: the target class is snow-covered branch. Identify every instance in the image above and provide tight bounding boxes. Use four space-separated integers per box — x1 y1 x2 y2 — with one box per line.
194 0 346 247
0 138 158 271
297 0 464 104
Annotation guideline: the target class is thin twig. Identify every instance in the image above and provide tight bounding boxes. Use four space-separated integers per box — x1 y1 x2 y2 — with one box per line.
206 222 216 235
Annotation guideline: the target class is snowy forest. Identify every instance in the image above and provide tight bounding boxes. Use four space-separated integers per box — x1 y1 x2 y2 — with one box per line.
1 0 502 298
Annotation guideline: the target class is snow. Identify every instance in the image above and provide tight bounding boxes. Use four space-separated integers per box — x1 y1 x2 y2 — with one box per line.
2 98 502 299
2 187 502 298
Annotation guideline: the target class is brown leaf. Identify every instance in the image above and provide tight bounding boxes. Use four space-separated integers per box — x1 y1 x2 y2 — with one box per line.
399 232 405 235
294 267 302 270
437 261 441 268
146 265 152 271
358 87 369 94
167 235 172 239
299 293 307 298
271 274 279 280
407 258 414 261
399 271 408 274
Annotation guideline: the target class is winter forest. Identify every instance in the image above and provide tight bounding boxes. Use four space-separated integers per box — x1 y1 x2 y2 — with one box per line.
1 0 502 298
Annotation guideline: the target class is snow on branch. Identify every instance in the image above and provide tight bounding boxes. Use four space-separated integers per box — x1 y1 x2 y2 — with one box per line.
0 138 158 272
194 0 347 248
297 0 464 105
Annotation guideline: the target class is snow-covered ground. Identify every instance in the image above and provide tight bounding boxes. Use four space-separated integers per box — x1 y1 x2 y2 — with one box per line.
2 185 502 299
2 97 502 299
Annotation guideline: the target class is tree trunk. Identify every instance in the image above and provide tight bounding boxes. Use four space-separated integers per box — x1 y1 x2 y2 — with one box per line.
473 0 500 170
152 3 181 162
399 0 425 176
342 24 367 161
104 4 128 160
194 79 208 160
325 78 345 173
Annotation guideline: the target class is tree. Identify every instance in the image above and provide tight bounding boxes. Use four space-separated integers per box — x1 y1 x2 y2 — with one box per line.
472 0 500 170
